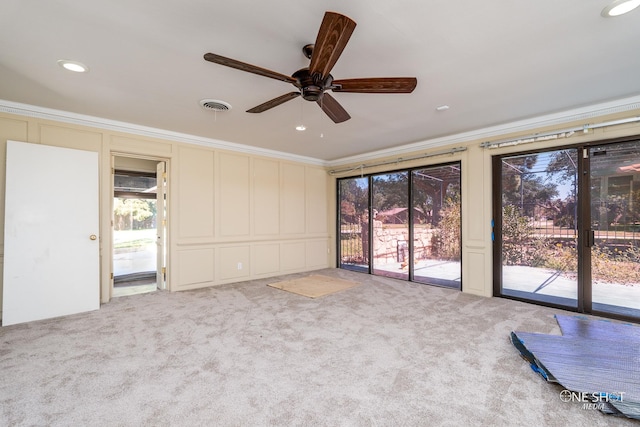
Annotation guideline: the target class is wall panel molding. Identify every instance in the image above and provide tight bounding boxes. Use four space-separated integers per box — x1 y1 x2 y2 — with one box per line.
176 248 215 289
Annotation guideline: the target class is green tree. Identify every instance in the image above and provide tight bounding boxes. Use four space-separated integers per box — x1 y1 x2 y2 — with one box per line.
546 150 578 197
432 193 461 260
372 172 408 212
413 176 440 225
502 205 534 265
503 176 559 218
114 198 155 230
339 178 368 224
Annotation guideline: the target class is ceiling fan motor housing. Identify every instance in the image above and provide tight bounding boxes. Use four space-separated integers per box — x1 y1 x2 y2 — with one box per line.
292 68 333 102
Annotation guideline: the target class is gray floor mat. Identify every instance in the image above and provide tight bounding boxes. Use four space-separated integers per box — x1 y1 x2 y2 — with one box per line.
512 315 640 420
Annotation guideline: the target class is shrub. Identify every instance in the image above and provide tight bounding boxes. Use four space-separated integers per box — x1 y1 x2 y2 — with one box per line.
432 195 461 260
502 205 534 265
591 243 640 285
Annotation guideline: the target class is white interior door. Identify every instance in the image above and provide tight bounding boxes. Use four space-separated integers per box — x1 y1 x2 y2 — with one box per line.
156 161 166 290
3 141 100 326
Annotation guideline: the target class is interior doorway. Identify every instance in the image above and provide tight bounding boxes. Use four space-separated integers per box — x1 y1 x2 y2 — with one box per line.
112 156 167 298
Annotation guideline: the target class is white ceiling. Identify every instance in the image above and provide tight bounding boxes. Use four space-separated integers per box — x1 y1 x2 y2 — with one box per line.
2 0 640 162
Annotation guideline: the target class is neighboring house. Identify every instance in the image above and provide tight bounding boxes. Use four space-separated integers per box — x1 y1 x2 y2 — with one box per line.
375 207 429 225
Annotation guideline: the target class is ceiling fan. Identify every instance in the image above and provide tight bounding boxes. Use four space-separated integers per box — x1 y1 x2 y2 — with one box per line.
203 11 417 124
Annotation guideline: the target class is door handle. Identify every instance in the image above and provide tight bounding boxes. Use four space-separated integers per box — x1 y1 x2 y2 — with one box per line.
585 230 594 247
89 234 97 241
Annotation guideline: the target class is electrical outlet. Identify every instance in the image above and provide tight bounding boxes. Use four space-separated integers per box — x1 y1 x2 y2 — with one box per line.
237 262 242 270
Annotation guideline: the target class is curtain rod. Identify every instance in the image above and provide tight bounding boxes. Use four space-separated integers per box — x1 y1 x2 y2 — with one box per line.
328 147 467 175
481 116 640 149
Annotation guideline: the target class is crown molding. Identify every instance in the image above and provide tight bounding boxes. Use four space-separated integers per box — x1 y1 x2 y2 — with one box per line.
326 94 640 167
0 99 326 166
3 95 640 170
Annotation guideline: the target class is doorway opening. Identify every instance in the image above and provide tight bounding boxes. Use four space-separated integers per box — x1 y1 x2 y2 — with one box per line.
112 156 167 298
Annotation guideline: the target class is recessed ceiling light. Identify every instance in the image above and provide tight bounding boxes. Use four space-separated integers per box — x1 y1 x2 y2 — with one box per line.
57 60 89 73
601 0 640 17
295 125 306 131
436 105 450 111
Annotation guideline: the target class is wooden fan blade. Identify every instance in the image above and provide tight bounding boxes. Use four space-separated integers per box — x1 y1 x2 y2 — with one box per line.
317 93 350 123
246 92 300 113
308 12 356 79
332 77 417 93
204 53 297 84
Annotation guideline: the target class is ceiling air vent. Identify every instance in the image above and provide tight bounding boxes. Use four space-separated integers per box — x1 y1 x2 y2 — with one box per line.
199 99 232 112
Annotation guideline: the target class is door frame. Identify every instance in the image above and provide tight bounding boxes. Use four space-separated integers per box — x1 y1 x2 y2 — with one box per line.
110 153 170 299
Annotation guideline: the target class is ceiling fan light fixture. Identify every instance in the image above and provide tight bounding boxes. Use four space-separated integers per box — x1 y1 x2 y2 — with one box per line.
57 59 89 73
601 0 640 17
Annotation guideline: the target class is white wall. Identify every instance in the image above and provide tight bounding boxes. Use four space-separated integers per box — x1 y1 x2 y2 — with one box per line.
0 112 331 313
173 145 329 291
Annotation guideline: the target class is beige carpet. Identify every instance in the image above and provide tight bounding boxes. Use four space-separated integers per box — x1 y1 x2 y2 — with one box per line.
1 268 635 426
268 274 361 298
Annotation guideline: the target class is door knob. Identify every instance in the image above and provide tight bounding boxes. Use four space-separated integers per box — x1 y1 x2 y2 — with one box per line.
90 234 97 240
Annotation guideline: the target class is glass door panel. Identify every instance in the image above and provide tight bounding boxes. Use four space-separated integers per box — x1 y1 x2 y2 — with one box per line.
113 198 157 284
113 171 158 287
412 164 461 288
339 177 370 272
500 150 579 307
590 142 640 317
372 172 409 280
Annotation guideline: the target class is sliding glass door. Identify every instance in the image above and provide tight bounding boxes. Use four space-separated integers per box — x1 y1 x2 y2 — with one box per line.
338 162 461 289
589 142 640 317
497 149 579 307
495 139 640 320
412 165 461 288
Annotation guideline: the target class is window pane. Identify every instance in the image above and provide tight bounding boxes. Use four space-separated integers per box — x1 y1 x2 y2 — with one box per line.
412 164 461 288
372 172 409 280
339 177 369 272
590 142 640 317
500 150 578 307
113 197 157 283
